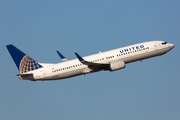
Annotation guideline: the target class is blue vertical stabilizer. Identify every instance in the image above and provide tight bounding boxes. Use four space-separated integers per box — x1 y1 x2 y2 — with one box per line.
6 44 42 73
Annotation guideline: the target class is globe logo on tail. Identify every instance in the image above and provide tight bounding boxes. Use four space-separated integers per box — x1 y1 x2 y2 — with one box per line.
19 55 42 73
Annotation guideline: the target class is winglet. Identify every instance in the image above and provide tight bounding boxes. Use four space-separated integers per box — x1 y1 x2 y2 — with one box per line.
57 51 70 61
75 52 84 62
75 52 109 67
57 51 65 59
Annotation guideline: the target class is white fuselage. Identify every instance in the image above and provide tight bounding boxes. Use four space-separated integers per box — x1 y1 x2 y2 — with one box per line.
22 41 174 81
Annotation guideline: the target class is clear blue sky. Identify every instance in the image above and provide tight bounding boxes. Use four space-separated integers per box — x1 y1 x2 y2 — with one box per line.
1 0 180 120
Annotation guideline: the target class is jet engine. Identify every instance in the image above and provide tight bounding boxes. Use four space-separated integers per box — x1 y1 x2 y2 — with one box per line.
109 60 126 71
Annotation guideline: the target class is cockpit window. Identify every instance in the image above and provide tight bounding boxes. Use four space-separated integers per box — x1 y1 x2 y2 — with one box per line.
162 42 167 45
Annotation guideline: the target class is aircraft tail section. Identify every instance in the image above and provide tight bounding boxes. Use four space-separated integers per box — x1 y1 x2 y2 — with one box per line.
6 44 43 73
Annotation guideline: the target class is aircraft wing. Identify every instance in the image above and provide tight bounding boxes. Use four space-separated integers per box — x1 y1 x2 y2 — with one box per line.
75 52 109 70
57 51 71 62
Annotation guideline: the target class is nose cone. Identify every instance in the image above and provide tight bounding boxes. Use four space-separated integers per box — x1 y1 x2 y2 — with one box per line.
168 43 175 49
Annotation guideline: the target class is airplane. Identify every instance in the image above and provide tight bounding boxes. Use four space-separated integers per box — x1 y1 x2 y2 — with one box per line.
6 41 174 81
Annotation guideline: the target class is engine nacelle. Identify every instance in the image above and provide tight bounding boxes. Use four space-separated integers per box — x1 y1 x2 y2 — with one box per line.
109 60 126 71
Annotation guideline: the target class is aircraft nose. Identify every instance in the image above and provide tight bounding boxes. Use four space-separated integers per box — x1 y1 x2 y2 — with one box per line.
168 43 175 49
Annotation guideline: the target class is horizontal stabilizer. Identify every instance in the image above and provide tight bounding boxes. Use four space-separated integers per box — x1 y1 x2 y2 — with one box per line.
10 73 33 76
10 73 34 80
